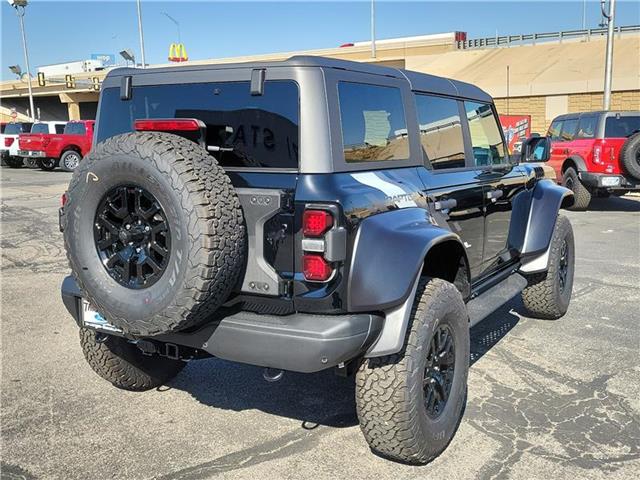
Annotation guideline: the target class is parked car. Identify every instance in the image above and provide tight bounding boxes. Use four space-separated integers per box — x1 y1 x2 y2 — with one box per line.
18 121 67 169
18 120 94 172
1 121 33 168
59 57 574 464
546 111 640 209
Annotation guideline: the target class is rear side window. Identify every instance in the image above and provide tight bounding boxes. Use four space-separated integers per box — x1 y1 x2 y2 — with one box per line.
338 82 409 163
97 81 299 169
465 101 507 166
4 123 31 134
31 123 49 134
415 94 465 169
64 123 86 135
605 116 640 137
576 115 598 139
55 124 66 134
559 118 578 141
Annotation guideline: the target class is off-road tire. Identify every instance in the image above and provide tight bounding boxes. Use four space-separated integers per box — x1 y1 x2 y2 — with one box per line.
38 158 57 171
5 157 23 168
355 278 469 465
64 132 246 336
521 214 574 320
60 150 82 172
620 132 640 180
562 167 591 210
79 328 185 391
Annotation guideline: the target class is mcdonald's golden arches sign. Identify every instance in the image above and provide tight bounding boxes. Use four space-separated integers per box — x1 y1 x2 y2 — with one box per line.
168 43 188 62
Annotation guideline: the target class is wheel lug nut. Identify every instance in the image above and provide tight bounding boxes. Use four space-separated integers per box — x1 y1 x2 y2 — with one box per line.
125 224 131 230
144 226 150 232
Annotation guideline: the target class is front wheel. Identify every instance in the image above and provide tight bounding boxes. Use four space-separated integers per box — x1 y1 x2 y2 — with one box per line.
355 278 469 465
60 150 82 172
38 158 58 171
521 214 574 319
79 328 185 391
562 167 591 210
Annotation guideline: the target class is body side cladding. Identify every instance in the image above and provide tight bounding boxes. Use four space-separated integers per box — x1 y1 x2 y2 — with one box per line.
517 179 573 273
347 207 466 313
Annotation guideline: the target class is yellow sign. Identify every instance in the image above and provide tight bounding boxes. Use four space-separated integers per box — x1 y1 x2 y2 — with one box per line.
168 43 188 62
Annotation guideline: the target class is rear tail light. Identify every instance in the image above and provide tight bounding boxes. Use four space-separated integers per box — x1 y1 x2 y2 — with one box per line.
5 137 14 147
303 209 333 237
302 254 333 282
593 142 602 164
60 192 68 208
134 118 203 132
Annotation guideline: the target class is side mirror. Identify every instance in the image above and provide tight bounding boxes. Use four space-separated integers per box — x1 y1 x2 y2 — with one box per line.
521 135 551 162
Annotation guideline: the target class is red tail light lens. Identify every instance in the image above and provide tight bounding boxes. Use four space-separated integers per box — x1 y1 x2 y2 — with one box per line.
593 142 602 165
303 209 333 237
134 118 203 132
60 192 68 207
303 254 333 282
5 137 14 147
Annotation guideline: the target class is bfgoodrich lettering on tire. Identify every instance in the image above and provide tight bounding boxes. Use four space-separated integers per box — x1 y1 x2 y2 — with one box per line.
355 277 469 465
64 132 246 336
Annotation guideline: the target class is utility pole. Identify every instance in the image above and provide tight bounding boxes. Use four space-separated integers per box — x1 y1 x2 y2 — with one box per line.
601 0 616 110
371 0 376 59
136 0 147 68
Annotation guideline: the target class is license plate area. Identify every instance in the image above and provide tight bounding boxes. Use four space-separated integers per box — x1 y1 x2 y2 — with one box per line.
79 299 123 333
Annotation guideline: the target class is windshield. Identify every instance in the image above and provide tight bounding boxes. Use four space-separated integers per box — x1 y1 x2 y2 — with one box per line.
31 123 49 134
605 116 640 138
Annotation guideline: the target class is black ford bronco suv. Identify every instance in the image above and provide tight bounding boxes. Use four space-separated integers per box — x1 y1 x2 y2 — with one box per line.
60 56 574 464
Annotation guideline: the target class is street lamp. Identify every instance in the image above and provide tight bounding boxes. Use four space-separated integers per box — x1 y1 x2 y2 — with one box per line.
8 64 22 79
119 49 136 66
161 12 181 44
136 0 147 68
601 0 616 110
7 0 35 121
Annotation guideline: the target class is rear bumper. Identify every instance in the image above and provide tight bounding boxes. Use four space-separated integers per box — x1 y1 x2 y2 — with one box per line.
17 150 46 158
61 276 383 373
579 172 640 190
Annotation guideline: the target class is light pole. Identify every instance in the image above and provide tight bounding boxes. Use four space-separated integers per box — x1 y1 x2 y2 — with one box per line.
136 0 147 68
162 12 181 44
370 0 376 59
601 0 616 110
7 0 35 121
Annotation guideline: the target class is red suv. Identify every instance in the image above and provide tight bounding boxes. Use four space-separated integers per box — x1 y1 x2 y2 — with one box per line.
547 111 640 209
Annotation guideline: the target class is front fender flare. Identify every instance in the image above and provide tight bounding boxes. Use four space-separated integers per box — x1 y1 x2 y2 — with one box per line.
347 208 463 312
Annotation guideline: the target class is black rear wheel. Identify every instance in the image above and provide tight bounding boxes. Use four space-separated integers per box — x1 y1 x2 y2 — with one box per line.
39 158 57 171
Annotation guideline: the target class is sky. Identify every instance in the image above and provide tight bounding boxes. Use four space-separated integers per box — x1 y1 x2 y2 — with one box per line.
1 0 639 80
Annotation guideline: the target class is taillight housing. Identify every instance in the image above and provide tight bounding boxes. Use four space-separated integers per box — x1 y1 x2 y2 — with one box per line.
5 137 14 147
134 118 203 132
302 254 333 282
303 209 333 237
60 192 68 208
593 142 603 165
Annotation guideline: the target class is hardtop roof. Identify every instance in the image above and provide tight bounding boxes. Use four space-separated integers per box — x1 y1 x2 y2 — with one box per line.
103 55 492 102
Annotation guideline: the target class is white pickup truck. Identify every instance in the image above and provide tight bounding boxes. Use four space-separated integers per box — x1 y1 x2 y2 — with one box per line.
1 121 65 168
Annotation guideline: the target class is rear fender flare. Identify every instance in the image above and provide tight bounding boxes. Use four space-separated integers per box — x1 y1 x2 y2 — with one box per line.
562 155 587 174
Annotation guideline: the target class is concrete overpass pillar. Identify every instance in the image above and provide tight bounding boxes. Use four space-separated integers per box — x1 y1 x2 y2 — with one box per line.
59 92 99 121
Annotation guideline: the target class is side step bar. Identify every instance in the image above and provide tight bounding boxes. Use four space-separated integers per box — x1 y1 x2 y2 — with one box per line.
466 272 527 327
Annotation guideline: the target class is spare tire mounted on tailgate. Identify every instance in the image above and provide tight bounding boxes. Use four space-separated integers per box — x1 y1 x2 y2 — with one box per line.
64 132 246 336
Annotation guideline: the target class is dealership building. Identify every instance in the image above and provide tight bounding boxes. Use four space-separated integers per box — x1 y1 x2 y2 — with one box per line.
1 27 639 134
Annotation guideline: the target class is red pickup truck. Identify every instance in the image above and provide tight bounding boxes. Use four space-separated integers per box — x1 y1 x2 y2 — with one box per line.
547 111 640 209
18 120 94 172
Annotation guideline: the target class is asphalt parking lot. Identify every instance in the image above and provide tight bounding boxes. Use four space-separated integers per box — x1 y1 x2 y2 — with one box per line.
1 167 639 480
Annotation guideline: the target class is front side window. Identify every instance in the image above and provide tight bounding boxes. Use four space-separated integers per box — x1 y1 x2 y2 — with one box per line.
605 116 640 137
415 94 465 170
560 118 578 141
64 123 86 135
465 101 507 167
548 119 563 140
338 82 409 163
31 123 49 134
96 81 299 169
576 115 598 139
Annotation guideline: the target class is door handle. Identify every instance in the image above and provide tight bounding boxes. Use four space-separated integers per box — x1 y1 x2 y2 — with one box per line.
486 189 504 201
434 198 457 211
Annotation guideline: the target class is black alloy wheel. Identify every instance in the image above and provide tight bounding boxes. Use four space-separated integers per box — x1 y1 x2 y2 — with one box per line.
423 324 456 419
558 239 569 294
94 185 171 289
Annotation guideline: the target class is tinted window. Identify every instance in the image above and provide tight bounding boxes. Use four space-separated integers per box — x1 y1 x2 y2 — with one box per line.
605 116 640 138
55 124 66 134
31 123 49 134
576 115 598 139
338 82 409 163
415 94 465 169
4 123 31 134
97 81 299 169
64 123 86 135
559 118 578 141
548 119 563 140
465 101 507 166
